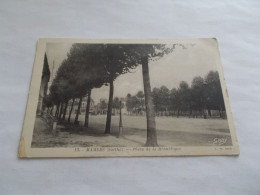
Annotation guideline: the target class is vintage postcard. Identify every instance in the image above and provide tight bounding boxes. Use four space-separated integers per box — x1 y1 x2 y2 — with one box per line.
18 38 239 158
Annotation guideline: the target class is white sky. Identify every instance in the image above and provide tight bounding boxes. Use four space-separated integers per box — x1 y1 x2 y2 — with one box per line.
46 41 218 104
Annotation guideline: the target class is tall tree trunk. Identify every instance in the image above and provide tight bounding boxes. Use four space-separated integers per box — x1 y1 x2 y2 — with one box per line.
58 106 60 118
74 97 82 125
55 105 57 117
58 103 63 120
50 106 54 116
118 101 123 137
56 104 59 117
105 76 114 134
84 89 92 128
62 101 68 120
141 56 158 147
55 104 59 117
68 98 75 123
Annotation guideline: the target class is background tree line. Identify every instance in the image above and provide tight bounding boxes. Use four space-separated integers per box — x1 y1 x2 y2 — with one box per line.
125 71 226 119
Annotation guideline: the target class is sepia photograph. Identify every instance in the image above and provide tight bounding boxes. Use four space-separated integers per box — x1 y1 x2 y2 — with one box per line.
3 1 259 193
19 38 239 157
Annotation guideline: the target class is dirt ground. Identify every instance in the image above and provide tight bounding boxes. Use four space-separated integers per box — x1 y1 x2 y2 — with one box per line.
31 114 232 148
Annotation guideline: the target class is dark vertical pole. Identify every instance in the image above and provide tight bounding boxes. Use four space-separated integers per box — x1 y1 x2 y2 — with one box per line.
58 103 64 120
105 77 114 134
74 97 82 125
84 89 92 128
118 101 123 137
55 104 59 117
62 101 68 120
50 106 54 116
68 98 75 123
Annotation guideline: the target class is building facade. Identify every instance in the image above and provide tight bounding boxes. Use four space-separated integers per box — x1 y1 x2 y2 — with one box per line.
37 53 50 114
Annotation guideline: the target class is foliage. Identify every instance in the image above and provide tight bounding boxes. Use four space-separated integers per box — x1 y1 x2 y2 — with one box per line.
43 94 53 108
125 91 146 114
125 71 226 118
112 97 121 109
99 99 108 110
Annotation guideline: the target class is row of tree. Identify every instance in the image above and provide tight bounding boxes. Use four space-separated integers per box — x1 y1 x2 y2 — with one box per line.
125 91 145 115
154 71 226 118
124 71 225 118
43 43 176 146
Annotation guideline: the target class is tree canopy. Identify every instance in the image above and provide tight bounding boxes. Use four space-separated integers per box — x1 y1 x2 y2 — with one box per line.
125 70 226 118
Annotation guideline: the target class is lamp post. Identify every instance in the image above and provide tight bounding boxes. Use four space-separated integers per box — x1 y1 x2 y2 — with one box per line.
203 82 208 119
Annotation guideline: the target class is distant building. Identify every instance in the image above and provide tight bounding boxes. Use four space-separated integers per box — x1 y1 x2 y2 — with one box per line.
37 53 50 114
95 99 108 115
80 96 95 114
93 98 128 115
67 96 95 115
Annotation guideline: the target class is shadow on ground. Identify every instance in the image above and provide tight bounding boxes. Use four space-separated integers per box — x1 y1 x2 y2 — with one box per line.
31 116 232 148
